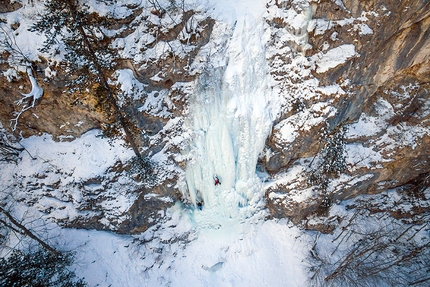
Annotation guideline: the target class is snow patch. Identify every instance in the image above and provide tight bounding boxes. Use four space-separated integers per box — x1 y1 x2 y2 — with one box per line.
313 44 357 73
19 129 134 184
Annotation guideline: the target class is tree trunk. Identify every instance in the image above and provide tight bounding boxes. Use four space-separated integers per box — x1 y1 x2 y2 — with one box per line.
67 0 143 160
0 207 59 256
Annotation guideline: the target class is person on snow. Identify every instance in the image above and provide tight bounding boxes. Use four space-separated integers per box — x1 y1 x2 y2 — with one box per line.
197 201 203 210
214 176 221 186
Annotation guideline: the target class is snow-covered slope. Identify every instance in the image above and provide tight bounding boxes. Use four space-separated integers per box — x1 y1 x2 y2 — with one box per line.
1 0 429 286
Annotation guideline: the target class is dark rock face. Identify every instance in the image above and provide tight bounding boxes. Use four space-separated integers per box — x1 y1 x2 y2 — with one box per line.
117 180 179 234
0 69 106 140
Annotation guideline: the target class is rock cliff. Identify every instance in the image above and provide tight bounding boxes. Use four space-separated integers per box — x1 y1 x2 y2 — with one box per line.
0 0 429 233
263 0 430 225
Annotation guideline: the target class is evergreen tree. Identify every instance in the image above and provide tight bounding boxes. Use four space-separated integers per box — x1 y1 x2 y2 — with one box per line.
0 249 87 287
30 0 114 88
309 125 347 210
30 0 151 175
0 206 87 287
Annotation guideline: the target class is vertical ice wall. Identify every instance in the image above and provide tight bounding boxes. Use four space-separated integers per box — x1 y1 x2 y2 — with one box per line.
183 14 276 226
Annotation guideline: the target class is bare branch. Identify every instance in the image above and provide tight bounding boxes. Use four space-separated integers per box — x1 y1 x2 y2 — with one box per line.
0 207 59 256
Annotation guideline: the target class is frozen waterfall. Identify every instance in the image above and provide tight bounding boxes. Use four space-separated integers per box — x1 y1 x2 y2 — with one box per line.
183 15 276 226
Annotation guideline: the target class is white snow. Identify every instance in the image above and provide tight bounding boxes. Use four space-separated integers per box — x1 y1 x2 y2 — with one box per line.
1 1 51 62
19 68 43 104
51 215 308 287
3 1 423 287
313 44 357 73
115 69 147 101
201 0 268 24
19 129 134 183
347 113 384 139
345 143 385 169
3 68 21 82
357 23 373 35
309 12 375 38
317 84 346 96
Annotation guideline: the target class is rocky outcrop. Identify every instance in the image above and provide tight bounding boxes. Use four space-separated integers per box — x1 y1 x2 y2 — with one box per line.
0 0 22 13
0 66 107 140
264 0 430 225
0 3 214 233
117 179 180 234
0 4 214 141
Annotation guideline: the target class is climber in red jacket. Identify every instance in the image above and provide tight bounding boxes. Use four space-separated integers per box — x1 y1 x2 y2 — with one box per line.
214 176 221 186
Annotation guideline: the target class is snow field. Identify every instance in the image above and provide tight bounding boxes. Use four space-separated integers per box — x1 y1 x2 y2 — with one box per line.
57 216 308 287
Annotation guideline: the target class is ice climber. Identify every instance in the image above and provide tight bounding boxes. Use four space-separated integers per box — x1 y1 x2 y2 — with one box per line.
214 176 221 186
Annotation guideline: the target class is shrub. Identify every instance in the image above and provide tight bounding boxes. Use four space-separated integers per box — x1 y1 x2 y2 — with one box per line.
309 125 347 211
0 248 87 287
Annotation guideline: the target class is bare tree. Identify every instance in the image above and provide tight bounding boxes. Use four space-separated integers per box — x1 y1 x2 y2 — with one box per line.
0 206 59 256
307 188 430 287
0 200 87 286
